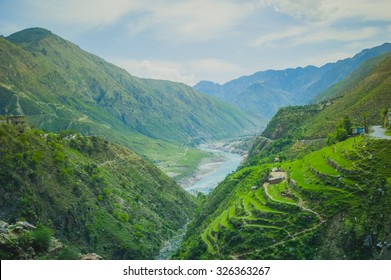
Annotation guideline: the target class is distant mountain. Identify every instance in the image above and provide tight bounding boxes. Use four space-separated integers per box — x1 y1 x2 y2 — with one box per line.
176 51 391 261
0 28 260 165
194 43 391 120
262 51 391 140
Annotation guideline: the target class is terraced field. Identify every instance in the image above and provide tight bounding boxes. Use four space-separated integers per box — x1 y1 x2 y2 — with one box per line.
178 136 391 259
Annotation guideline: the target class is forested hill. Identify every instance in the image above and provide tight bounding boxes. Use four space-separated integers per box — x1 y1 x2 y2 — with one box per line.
0 28 259 157
0 123 195 259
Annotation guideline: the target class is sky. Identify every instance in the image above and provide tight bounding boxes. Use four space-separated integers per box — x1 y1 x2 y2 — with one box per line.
1 0 391 86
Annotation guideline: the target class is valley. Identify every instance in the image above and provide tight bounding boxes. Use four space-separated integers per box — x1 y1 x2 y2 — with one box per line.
1 27 391 260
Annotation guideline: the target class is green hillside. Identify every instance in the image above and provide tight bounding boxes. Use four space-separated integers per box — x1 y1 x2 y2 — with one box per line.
195 43 391 121
175 51 391 260
0 123 195 259
0 28 259 177
261 53 391 141
176 136 391 259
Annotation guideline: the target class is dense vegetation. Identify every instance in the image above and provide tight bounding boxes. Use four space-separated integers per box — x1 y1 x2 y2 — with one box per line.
176 136 391 259
0 27 259 178
261 53 391 141
175 52 391 260
0 124 196 259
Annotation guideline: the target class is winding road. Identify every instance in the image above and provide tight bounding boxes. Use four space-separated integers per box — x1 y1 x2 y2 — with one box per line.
369 126 391 140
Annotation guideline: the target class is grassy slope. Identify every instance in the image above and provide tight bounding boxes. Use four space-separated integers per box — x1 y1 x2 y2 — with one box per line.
261 54 391 141
176 136 391 259
0 124 196 259
175 52 391 260
0 28 259 177
303 55 391 138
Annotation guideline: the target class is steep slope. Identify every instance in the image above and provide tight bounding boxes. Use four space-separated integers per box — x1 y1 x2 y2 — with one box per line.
0 123 195 259
261 105 321 140
176 136 391 259
312 51 391 103
194 43 391 120
0 28 259 172
303 54 391 139
260 53 391 141
176 51 391 260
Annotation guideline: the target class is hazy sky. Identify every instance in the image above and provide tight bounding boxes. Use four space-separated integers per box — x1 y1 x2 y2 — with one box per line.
1 0 391 86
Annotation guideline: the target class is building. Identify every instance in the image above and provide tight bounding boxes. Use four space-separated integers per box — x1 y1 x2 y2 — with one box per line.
0 115 27 130
351 127 365 135
268 176 285 184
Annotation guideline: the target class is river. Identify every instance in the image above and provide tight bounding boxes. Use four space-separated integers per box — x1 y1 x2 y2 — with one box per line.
157 142 244 259
185 144 243 194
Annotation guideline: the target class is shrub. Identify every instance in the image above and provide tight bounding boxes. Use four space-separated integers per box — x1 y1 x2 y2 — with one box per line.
32 225 53 252
57 246 80 260
115 211 129 223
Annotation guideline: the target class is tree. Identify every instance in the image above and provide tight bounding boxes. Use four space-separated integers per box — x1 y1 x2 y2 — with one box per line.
380 108 388 127
362 112 369 133
335 127 348 142
338 116 352 135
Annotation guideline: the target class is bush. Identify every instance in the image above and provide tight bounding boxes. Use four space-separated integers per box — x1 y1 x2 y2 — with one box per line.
32 225 53 252
57 246 80 260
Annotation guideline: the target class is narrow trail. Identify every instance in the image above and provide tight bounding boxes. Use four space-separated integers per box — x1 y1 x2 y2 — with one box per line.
229 174 324 259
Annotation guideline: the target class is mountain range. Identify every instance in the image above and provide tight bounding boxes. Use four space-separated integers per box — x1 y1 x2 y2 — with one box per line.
194 43 391 120
0 28 260 178
1 27 391 260
177 49 391 260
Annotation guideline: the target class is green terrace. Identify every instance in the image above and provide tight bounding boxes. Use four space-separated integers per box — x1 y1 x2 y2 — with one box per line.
179 135 391 259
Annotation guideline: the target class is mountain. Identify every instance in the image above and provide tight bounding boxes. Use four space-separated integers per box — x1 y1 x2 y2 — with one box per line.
262 50 391 146
0 28 260 177
175 51 391 260
176 136 391 259
194 43 391 120
0 123 195 259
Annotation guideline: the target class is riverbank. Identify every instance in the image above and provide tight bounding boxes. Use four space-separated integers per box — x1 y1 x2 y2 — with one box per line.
176 151 227 189
176 138 254 193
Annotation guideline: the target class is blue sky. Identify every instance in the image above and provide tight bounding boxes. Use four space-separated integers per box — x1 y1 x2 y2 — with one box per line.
1 0 391 85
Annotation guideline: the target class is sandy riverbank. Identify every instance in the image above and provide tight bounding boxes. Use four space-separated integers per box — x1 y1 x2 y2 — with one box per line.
177 152 227 189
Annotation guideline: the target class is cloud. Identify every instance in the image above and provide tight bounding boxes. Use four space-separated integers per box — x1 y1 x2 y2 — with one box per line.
23 0 142 27
292 27 381 45
19 0 257 41
262 0 337 22
114 59 196 85
252 0 391 48
251 27 305 47
145 0 254 41
262 0 391 23
328 0 391 22
113 58 244 85
253 25 382 47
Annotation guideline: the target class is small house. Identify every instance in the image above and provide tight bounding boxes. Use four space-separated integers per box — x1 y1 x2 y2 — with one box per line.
268 176 285 184
351 127 364 135
0 115 27 130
